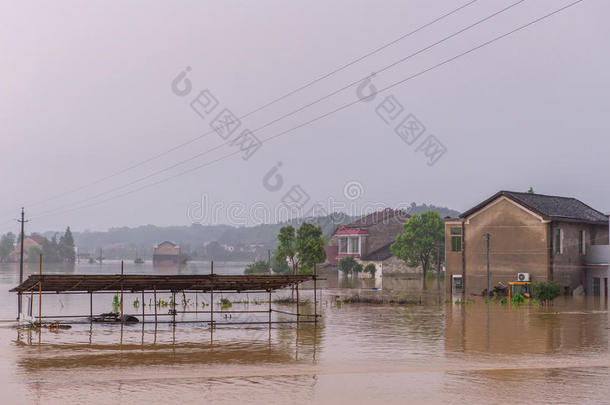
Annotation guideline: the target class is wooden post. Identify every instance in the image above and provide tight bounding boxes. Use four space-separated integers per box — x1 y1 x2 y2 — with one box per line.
90 292 93 323
210 261 214 327
120 260 124 324
314 263 317 323
153 286 158 324
38 254 42 326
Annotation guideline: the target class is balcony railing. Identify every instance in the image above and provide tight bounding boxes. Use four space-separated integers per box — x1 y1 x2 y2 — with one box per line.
586 245 610 265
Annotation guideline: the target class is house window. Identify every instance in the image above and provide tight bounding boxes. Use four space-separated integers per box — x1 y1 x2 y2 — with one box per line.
450 227 462 252
554 228 563 254
578 230 586 255
338 236 360 254
348 237 360 254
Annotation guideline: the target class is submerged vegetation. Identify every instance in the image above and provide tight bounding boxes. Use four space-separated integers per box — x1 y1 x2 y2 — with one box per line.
532 281 562 304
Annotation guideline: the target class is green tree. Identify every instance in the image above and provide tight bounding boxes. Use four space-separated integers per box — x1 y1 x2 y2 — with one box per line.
527 187 535 194
338 256 362 276
391 211 444 289
275 225 298 275
59 227 76 263
364 263 377 277
295 222 326 274
0 232 16 262
271 252 290 274
27 245 43 263
244 260 269 274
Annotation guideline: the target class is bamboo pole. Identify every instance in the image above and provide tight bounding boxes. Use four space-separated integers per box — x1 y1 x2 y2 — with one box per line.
141 290 145 321
268 290 272 327
38 254 42 326
153 286 157 324
314 263 317 323
210 261 214 327
90 292 93 323
120 260 124 324
172 291 176 324
296 283 301 322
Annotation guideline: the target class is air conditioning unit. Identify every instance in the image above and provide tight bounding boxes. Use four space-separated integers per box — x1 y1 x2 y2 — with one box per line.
517 273 530 282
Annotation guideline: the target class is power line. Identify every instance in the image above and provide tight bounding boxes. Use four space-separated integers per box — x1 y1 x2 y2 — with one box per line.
0 0 481 219
27 0 528 219
30 0 586 222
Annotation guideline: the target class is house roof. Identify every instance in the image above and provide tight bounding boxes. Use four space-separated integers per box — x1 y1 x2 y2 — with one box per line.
460 191 609 224
360 243 393 261
27 235 47 246
155 241 179 248
334 228 369 235
336 208 409 232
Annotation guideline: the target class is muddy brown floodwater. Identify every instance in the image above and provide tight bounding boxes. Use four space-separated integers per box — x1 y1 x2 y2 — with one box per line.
1 262 609 404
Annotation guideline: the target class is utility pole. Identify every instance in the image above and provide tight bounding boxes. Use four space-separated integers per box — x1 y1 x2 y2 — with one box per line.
483 233 492 297
17 207 29 320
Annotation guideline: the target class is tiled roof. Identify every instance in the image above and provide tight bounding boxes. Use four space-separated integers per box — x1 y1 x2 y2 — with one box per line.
338 208 409 229
460 191 608 224
360 243 393 261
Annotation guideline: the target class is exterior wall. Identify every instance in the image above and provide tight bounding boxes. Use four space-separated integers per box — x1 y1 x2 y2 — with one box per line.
462 197 549 295
550 221 607 293
153 242 180 265
445 220 463 296
360 255 421 278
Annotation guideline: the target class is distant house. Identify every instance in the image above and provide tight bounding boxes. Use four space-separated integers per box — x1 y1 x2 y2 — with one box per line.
326 208 419 277
10 235 46 262
445 191 609 296
152 241 181 265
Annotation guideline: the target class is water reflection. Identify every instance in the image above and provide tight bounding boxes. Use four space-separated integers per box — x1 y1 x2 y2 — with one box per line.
3 262 610 404
445 297 609 356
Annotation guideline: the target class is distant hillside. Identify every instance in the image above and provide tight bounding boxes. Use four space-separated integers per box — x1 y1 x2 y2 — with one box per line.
406 203 460 218
36 204 459 260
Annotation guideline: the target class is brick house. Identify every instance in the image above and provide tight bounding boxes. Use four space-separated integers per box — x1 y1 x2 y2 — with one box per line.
152 241 181 265
445 191 609 296
326 208 420 277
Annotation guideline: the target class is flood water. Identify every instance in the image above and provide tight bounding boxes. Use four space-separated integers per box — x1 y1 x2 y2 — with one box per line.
1 261 609 404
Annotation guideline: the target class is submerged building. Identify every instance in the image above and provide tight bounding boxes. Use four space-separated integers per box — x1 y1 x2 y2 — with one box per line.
445 191 609 296
325 208 420 277
152 241 181 265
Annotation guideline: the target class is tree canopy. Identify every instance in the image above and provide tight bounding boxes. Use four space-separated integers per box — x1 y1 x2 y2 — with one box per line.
275 222 326 275
390 211 444 285
0 232 16 262
338 256 363 276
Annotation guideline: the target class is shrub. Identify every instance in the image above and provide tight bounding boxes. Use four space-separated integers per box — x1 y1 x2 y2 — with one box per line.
512 293 525 306
532 281 562 304
220 297 232 307
244 260 269 274
364 264 377 277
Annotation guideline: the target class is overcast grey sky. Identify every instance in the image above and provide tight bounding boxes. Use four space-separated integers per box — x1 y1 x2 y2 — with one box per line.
1 0 608 233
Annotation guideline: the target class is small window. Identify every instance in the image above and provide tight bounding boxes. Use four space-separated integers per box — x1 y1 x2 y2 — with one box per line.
338 238 348 254
578 230 586 255
554 228 563 254
450 227 462 252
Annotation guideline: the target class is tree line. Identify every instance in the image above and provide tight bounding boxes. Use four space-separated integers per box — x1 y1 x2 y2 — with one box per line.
0 227 76 263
